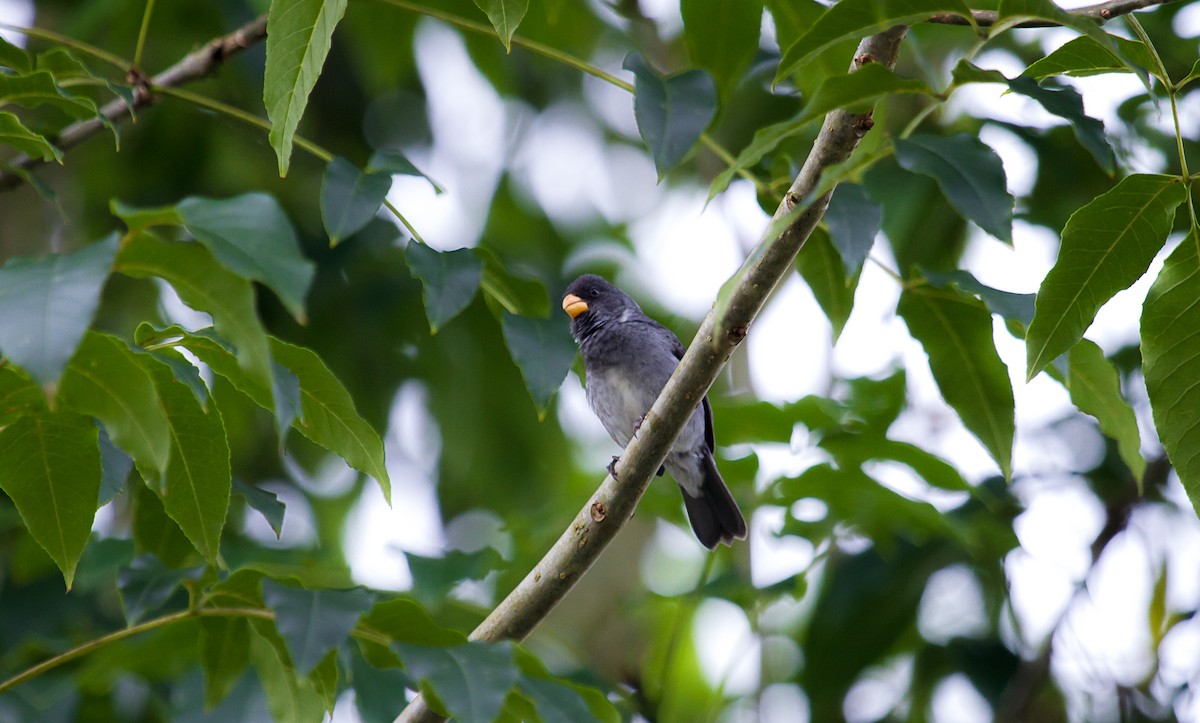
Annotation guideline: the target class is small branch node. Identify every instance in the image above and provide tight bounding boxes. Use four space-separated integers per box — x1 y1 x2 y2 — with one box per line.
590 501 607 522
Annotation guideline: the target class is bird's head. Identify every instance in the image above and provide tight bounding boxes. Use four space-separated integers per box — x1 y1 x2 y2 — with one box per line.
562 274 640 339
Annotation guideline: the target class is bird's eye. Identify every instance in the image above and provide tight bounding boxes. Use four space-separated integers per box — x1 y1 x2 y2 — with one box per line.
589 288 600 298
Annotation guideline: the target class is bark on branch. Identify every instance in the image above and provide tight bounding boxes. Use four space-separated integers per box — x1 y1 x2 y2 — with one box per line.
393 25 911 723
927 0 1179 27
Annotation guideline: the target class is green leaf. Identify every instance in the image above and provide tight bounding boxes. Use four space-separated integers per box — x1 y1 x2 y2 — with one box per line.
249 622 327 723
477 248 549 318
261 579 375 675
116 232 273 402
1067 339 1145 483
921 269 1035 326
131 478 196 568
1180 58 1200 89
405 242 483 333
0 36 32 72
405 547 503 608
473 0 529 51
894 134 1013 242
0 408 100 588
137 352 231 563
1027 174 1186 379
264 0 348 176
234 480 287 538
825 183 881 275
796 227 860 342
681 0 763 98
199 617 252 710
519 676 604 723
394 641 519 723
351 644 412 723
898 285 1014 479
776 0 972 82
1142 234 1200 513
59 331 171 480
35 47 94 79
0 355 47 427
501 312 578 418
997 0 1130 74
0 234 117 386
1023 35 1158 81
116 554 201 624
97 427 133 506
709 114 808 201
270 337 391 503
1006 76 1113 174
321 156 392 245
360 598 466 649
0 70 97 118
367 150 443 193
797 63 936 127
624 53 717 179
949 59 1009 87
0 111 61 161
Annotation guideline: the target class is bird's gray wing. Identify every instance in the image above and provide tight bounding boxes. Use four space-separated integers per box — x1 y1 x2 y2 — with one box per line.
665 324 716 453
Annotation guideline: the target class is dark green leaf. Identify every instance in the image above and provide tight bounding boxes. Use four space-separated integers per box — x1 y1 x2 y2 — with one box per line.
894 134 1013 242
1006 76 1113 173
367 150 443 193
949 59 1009 86
0 408 100 588
844 370 907 430
0 111 60 161
1067 339 1145 483
359 598 466 649
776 0 972 82
1027 174 1186 379
271 358 302 446
0 70 96 118
406 242 484 333
405 547 504 608
797 63 935 126
270 337 391 503
351 644 411 723
713 396 849 444
824 183 880 275
473 0 529 51
997 0 1129 74
681 0 763 98
921 269 1035 326
394 641 518 723
898 285 1014 478
477 248 549 318
234 480 287 538
59 331 171 480
624 53 717 179
199 617 252 710
248 622 327 723
1023 35 1157 81
262 579 375 675
0 234 116 385
321 156 393 245
0 364 46 426
519 676 603 723
1142 234 1200 512
796 227 860 342
709 115 808 201
501 312 578 418
131 478 196 568
264 0 349 176
116 554 203 624
0 36 32 72
97 426 133 506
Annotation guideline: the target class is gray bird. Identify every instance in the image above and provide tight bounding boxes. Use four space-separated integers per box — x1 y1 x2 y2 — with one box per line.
562 274 747 549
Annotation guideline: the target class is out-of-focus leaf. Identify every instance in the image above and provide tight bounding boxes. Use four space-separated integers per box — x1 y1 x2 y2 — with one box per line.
261 579 375 675
477 248 549 318
97 426 133 506
825 183 881 275
709 114 808 201
406 242 483 333
472 0 529 51
821 436 971 491
321 156 392 245
116 554 203 624
367 150 443 193
0 234 116 386
270 337 391 503
0 36 32 72
249 622 327 723
1006 76 1114 173
233 480 286 538
1023 35 1157 80
681 0 763 98
894 134 1013 242
844 369 907 431
394 641 518 723
624 52 717 180
519 676 604 723
500 312 578 418
776 0 971 82
898 285 1014 478
199 617 252 710
1066 340 1145 483
359 598 466 652
922 269 1035 326
35 47 93 78
0 70 96 117
351 644 412 723
0 408 100 588
797 63 935 127
405 547 503 608
264 0 348 176
1027 174 1186 379
713 396 849 443
60 331 171 479
308 649 339 713
1142 234 1200 513
796 227 860 342
0 111 60 161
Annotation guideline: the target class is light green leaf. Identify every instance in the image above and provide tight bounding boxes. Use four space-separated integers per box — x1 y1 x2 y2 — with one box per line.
394 641 518 723
1142 234 1200 513
261 579 375 675
681 0 763 97
406 242 483 333
359 598 466 649
116 232 273 402
59 331 171 479
321 156 392 245
264 0 348 176
709 115 808 202
35 47 94 79
200 617 253 710
894 134 1013 242
1180 59 1200 89
1067 339 1145 483
367 150 443 193
1023 35 1158 81
0 111 61 161
130 477 196 568
796 227 860 342
0 364 44 426
1027 174 1186 379
898 285 1015 479
501 312 578 418
0 234 117 386
825 183 881 275
776 0 972 83
0 408 100 589
249 622 327 723
0 36 32 72
270 337 391 503
624 53 717 180
473 0 529 51
0 70 96 118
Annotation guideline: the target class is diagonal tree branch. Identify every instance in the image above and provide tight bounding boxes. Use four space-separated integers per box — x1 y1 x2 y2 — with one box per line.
0 14 267 192
393 25 911 723
927 0 1179 26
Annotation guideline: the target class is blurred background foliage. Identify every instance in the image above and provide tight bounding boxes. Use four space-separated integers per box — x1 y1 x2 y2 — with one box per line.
1 0 1199 721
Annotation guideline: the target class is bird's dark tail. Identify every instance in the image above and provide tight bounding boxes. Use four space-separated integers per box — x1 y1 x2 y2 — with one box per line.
680 453 747 550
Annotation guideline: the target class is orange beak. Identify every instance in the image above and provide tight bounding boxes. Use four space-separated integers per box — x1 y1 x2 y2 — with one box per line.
562 293 588 319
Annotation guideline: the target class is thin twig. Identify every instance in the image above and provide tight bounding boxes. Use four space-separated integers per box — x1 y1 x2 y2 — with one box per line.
927 0 1179 27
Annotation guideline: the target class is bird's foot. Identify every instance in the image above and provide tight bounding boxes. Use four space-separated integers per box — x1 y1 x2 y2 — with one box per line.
633 414 645 433
608 455 620 479
657 465 665 477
